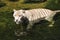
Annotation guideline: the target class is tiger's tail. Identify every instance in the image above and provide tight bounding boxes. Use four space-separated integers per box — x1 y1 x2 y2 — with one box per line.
54 10 60 13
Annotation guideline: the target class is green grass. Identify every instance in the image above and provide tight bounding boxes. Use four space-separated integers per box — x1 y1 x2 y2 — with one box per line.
0 0 60 40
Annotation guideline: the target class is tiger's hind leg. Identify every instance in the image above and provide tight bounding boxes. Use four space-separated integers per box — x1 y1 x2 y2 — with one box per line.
48 20 55 27
45 16 55 27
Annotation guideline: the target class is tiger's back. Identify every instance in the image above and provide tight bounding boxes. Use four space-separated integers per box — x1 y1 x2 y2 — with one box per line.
25 9 53 22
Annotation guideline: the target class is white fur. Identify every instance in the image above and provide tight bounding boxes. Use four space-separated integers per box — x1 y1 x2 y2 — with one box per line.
13 9 60 30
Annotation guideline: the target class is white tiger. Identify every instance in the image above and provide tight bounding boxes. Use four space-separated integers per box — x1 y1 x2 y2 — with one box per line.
13 8 60 30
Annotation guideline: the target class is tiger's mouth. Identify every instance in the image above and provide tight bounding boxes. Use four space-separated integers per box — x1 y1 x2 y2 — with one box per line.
16 21 19 24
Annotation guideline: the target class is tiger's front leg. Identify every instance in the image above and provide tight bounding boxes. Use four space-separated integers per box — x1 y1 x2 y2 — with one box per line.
26 22 33 31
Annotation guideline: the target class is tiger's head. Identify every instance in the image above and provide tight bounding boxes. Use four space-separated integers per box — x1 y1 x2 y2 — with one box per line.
13 9 27 24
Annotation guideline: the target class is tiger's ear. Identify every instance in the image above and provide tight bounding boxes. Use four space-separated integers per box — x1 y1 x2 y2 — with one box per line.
13 9 16 12
22 10 25 13
20 10 25 13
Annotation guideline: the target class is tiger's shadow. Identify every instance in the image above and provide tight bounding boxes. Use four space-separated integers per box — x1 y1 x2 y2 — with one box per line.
21 20 50 33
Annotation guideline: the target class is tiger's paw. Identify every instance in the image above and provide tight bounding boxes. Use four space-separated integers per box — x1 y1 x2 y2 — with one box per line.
48 24 54 27
48 21 55 27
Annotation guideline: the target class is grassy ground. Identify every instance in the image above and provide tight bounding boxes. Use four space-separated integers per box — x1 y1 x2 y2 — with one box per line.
0 0 60 40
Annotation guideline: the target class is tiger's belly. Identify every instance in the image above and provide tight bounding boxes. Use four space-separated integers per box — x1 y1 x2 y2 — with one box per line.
28 15 46 23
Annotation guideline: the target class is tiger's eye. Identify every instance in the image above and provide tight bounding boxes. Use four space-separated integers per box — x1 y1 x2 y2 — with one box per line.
15 15 17 16
19 15 21 17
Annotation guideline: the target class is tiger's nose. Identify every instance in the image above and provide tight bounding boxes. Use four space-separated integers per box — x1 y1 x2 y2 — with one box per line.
14 19 18 22
16 20 18 22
